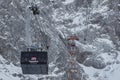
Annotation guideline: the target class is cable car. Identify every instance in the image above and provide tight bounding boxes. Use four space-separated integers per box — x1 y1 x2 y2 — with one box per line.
21 3 48 74
21 48 48 74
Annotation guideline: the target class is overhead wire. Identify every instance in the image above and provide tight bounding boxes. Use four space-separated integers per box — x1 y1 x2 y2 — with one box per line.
35 15 51 50
84 0 92 44
24 0 50 50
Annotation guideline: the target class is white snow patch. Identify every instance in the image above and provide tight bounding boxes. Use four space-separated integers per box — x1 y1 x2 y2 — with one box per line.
0 35 7 40
80 63 120 80
63 0 74 5
92 5 109 15
0 55 22 80
95 38 114 47
98 52 115 63
118 4 120 7
108 64 120 80
93 38 115 52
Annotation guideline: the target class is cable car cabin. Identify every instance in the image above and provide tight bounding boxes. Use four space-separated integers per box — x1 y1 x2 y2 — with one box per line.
21 51 48 74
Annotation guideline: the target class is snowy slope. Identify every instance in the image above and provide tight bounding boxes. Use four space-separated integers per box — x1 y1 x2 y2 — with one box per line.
0 0 120 80
0 55 22 80
80 63 120 80
0 55 65 80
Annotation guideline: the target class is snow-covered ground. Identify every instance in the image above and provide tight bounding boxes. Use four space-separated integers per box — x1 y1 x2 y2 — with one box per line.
0 55 22 80
0 55 65 80
80 63 120 80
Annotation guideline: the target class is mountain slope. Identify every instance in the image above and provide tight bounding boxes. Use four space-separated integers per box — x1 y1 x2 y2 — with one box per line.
0 0 120 80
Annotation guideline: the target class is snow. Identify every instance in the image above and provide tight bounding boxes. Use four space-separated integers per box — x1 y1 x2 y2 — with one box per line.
0 35 7 40
118 4 120 7
93 38 115 51
0 55 21 80
0 55 65 80
72 13 84 25
0 56 8 65
79 62 120 80
63 0 75 5
99 53 115 63
108 64 120 80
70 26 85 33
10 1 17 8
0 0 120 80
0 72 20 80
92 5 109 16
95 38 113 46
